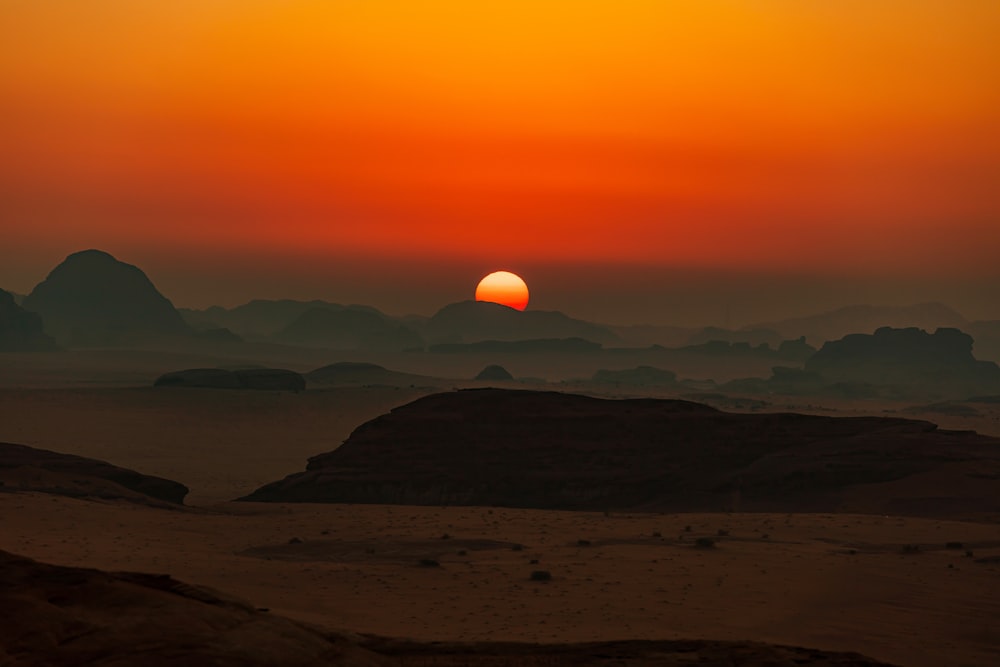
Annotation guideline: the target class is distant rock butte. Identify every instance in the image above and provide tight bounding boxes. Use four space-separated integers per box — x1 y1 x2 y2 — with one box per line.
306 362 439 387
0 441 188 505
0 289 57 351
154 368 305 391
242 389 1000 518
0 550 895 667
22 249 189 347
475 364 514 381
806 327 1000 396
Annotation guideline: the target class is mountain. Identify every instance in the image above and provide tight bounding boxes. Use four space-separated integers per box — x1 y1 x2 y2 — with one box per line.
0 441 188 505
0 289 57 351
241 389 1000 518
179 299 376 337
275 307 424 350
685 326 782 348
969 320 1000 362
746 302 968 345
804 326 1000 398
424 300 619 345
22 250 190 347
0 550 894 667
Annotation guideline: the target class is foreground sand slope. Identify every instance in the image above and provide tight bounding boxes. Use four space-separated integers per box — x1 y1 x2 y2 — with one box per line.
0 548 898 666
2 494 998 666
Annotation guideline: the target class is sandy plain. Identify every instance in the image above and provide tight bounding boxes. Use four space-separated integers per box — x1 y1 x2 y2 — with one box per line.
2 349 999 666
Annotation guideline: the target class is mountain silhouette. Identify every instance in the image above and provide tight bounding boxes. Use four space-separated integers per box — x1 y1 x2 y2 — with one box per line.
0 289 57 351
22 250 189 347
424 300 619 344
746 302 967 345
275 307 424 350
180 299 389 338
306 362 440 387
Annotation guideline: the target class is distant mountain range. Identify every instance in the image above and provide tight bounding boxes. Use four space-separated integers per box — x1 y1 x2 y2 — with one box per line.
6 250 999 363
0 289 58 352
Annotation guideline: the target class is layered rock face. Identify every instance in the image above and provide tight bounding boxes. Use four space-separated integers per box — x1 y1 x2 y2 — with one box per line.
241 389 1000 517
0 289 57 351
22 250 190 346
0 441 188 505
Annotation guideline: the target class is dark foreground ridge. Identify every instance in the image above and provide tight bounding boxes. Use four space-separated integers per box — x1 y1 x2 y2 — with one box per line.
0 442 188 505
154 367 306 391
0 550 896 666
242 389 1000 518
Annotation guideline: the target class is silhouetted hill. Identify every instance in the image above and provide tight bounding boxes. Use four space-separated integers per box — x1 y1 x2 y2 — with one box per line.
475 364 514 381
747 302 968 344
275 307 423 350
0 441 188 505
425 300 618 345
154 368 306 391
306 362 440 387
179 299 387 338
0 289 57 351
805 327 1000 397
241 389 1000 518
0 550 894 667
675 337 815 361
22 250 190 347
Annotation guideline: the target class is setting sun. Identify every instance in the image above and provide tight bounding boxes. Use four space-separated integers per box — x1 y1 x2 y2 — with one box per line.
475 271 529 311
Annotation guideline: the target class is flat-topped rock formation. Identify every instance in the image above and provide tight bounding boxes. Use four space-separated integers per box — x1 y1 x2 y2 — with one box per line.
242 389 1000 518
0 442 188 505
306 362 440 387
0 550 895 666
22 249 190 347
154 368 306 391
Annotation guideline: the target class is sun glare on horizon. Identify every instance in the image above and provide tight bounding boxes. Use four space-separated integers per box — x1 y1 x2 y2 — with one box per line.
475 271 529 311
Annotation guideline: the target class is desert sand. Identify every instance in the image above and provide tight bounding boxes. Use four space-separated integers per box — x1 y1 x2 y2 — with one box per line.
2 350 1000 665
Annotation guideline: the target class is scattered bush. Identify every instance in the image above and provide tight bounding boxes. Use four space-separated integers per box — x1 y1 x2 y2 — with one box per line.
418 558 441 567
901 544 921 554
530 570 552 582
577 539 592 547
287 537 303 545
945 541 963 549
717 529 730 537
694 537 716 549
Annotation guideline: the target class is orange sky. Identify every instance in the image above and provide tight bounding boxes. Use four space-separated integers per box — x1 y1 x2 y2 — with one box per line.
1 1 998 319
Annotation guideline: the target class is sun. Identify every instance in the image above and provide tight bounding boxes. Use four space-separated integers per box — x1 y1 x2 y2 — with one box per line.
475 271 529 311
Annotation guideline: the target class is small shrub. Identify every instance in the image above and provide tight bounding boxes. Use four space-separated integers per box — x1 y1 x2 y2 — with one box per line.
530 570 552 582
511 544 524 551
529 558 539 564
440 533 451 540
418 558 441 567
287 537 303 545
694 537 716 549
456 550 467 556
901 544 921 554
945 541 963 550
716 529 730 537
684 525 692 533
577 539 592 547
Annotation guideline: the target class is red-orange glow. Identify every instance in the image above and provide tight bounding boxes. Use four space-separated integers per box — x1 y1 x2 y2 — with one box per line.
476 271 530 311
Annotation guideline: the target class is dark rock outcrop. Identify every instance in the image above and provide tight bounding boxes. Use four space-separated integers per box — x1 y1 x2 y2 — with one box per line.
475 365 514 381
0 550 894 667
806 327 1000 397
22 249 190 347
0 289 57 351
276 308 423 351
424 300 618 345
241 389 1000 518
0 442 188 505
154 368 305 391
306 362 439 388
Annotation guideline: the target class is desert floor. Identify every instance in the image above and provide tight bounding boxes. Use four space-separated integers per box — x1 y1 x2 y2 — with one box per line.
1 351 999 666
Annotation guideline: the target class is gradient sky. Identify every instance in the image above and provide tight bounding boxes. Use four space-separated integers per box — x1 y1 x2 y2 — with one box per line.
2 1 998 323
